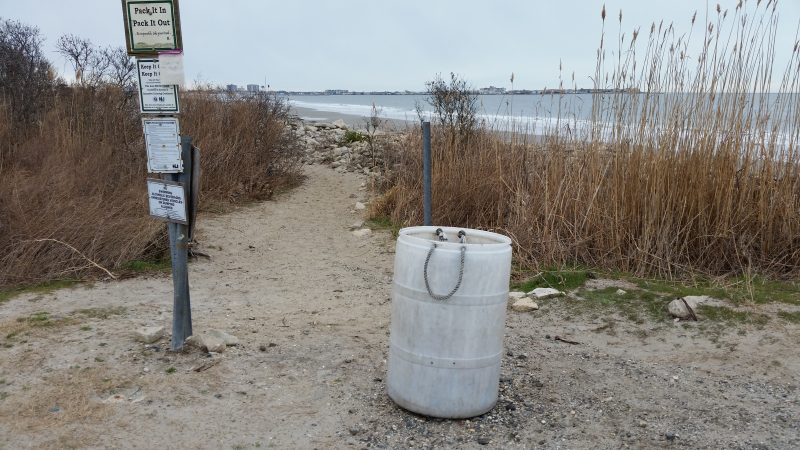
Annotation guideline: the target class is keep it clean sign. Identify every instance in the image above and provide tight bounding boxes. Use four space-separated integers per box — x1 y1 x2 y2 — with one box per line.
123 0 182 54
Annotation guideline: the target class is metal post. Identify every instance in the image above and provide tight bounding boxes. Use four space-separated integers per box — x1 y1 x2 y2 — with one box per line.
422 121 432 226
168 135 193 350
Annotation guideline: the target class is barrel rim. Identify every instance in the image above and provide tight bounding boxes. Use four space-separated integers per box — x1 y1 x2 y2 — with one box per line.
398 226 511 249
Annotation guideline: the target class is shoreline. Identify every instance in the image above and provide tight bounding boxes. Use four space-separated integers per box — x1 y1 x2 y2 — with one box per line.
290 105 418 133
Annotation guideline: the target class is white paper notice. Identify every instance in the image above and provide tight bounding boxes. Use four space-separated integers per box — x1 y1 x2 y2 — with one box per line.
147 179 188 224
158 52 185 86
143 117 182 173
137 58 180 113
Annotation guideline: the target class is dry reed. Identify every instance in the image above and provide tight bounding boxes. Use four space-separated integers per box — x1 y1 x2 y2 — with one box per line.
0 87 302 288
376 2 800 279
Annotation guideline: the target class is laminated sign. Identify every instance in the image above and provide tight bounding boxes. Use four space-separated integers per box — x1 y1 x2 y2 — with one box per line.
137 58 180 113
123 0 182 54
147 179 188 224
143 117 182 173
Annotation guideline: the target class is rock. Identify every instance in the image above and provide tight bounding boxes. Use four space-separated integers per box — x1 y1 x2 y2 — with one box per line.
616 289 627 295
134 326 165 344
200 334 226 353
352 228 372 237
508 291 527 300
354 202 366 210
668 295 711 319
638 420 648 427
331 161 341 169
332 119 347 129
511 298 539 312
304 125 317 132
206 329 239 346
528 287 564 299
188 330 237 353
334 147 350 156
665 432 677 441
476 436 491 445
348 221 365 230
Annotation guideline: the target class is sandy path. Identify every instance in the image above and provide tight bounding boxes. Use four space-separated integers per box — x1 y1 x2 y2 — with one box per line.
1 165 798 449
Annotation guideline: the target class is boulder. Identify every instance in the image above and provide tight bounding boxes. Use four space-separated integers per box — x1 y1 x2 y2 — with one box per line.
332 119 348 129
528 287 564 299
134 326 164 344
511 298 539 312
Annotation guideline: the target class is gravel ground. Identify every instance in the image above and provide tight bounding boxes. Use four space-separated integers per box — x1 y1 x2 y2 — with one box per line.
0 164 797 449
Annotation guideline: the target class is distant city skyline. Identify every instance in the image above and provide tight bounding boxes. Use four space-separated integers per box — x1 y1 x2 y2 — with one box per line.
3 1 799 91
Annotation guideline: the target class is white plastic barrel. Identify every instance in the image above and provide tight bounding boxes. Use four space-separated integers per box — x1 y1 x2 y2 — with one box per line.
387 226 512 418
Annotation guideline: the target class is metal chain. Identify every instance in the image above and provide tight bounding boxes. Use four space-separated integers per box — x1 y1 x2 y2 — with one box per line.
423 242 466 301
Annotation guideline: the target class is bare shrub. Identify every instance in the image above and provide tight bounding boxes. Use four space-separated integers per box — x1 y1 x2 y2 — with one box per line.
420 72 478 147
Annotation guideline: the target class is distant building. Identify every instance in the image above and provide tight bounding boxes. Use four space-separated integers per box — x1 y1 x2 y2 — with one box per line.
247 84 260 93
226 84 237 92
479 86 506 95
324 89 349 95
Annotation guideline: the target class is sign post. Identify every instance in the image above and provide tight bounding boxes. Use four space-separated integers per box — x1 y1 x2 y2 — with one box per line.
122 0 194 351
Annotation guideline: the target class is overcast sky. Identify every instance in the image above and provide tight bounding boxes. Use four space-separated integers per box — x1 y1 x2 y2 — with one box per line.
2 1 799 91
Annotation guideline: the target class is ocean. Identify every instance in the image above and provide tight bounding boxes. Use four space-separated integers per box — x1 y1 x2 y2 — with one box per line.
285 93 797 144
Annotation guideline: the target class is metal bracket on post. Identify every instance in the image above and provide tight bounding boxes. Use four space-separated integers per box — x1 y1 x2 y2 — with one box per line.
167 135 193 350
422 120 432 226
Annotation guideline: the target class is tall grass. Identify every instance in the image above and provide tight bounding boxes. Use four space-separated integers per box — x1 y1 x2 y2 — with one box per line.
0 87 302 288
376 1 800 279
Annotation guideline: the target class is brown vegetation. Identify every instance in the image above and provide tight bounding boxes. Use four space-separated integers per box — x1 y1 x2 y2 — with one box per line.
375 3 800 279
0 87 302 288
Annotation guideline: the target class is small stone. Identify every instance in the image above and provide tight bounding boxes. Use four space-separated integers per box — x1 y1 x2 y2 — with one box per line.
476 436 491 445
508 291 527 301
511 298 539 312
668 295 711 319
638 420 648 427
259 344 267 352
354 202 366 210
332 119 347 129
616 289 627 295
214 393 222 399
268 342 277 347
352 228 371 237
348 221 365 230
134 326 165 344
528 287 563 299
665 432 677 441
206 329 238 346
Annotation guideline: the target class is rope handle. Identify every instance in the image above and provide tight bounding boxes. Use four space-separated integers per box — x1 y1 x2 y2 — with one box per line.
423 230 466 301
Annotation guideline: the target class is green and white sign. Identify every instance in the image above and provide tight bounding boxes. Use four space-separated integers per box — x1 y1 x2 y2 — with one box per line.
136 58 180 114
122 0 182 54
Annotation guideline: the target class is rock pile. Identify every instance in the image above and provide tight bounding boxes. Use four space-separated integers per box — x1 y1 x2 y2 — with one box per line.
288 118 402 179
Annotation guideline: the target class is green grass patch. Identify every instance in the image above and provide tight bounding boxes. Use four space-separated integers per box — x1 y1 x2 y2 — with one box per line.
166 367 177 374
513 269 589 293
776 310 800 323
340 130 367 144
574 287 671 323
0 280 80 304
122 258 171 273
365 215 401 237
696 305 770 325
